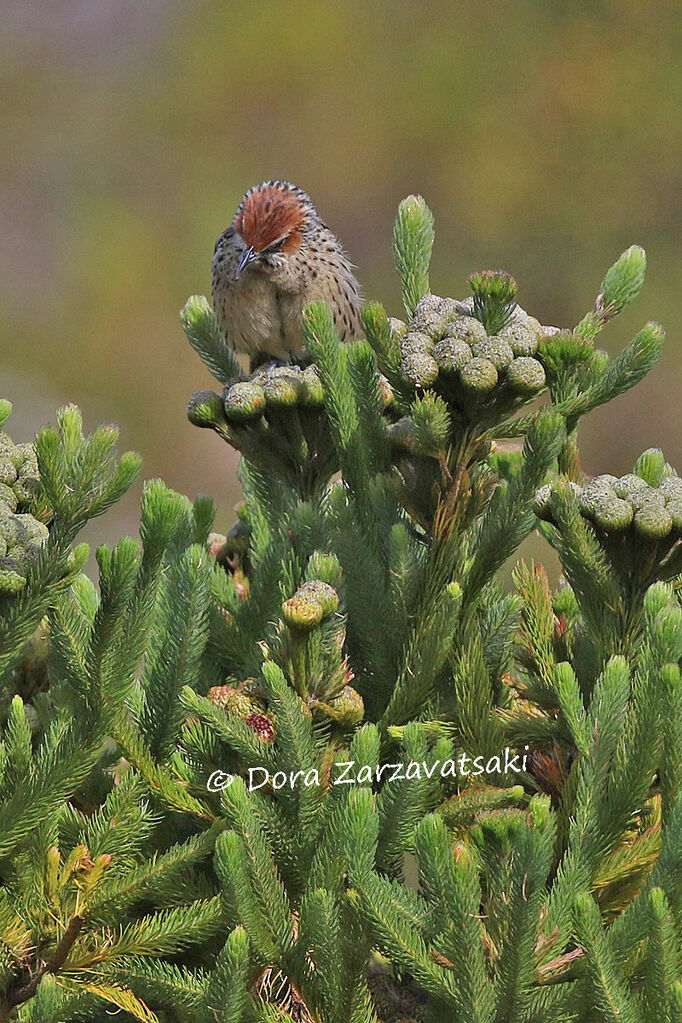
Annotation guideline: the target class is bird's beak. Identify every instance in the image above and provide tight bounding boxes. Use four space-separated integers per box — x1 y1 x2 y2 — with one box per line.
234 245 259 278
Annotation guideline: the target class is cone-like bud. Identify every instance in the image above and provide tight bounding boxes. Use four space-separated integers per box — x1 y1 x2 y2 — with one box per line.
506 357 546 395
299 366 325 407
400 349 439 388
260 369 300 408
297 579 339 616
446 315 487 346
499 317 541 357
633 502 673 539
282 590 325 631
433 337 472 374
459 357 498 393
471 337 514 371
245 712 275 743
324 685 364 727
187 390 227 431
223 381 267 422
207 684 264 719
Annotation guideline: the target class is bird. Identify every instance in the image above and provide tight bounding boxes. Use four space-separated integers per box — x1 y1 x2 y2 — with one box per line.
211 180 362 366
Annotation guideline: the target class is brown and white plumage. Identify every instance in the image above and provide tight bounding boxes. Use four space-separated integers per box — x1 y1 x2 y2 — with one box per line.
211 180 362 362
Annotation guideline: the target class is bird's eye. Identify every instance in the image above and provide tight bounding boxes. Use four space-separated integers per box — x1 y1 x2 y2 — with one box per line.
268 238 285 253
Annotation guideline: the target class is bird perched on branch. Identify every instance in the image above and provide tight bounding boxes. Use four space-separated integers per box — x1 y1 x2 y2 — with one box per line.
211 180 362 366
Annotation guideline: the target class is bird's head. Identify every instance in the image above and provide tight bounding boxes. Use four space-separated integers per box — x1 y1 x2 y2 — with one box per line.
231 180 316 278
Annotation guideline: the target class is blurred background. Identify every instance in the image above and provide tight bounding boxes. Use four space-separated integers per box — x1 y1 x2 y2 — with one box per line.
2 0 681 554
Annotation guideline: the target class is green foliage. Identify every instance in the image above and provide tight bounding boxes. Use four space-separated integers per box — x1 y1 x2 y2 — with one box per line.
1 196 679 1022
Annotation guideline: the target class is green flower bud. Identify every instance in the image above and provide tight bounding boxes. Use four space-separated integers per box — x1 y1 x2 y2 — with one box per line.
445 315 487 346
591 497 634 532
433 337 472 374
660 476 682 502
597 244 646 320
207 684 264 719
305 551 342 588
579 483 618 518
400 349 439 388
628 486 664 512
282 591 325 631
401 330 433 354
325 685 364 727
223 381 267 422
633 501 673 539
666 499 682 531
506 357 546 394
614 473 649 499
187 390 226 430
634 447 665 487
498 319 540 357
0 460 17 486
459 357 498 393
0 483 18 512
471 336 514 371
261 370 300 408
533 483 554 519
0 568 26 594
299 366 325 407
593 474 619 489
297 579 339 616
377 374 395 408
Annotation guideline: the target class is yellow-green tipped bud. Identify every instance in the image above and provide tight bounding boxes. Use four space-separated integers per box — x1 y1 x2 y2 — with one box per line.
187 391 226 430
634 501 673 539
325 685 364 727
223 381 267 422
377 374 395 408
400 350 439 388
282 590 325 631
299 366 325 407
458 357 498 393
472 336 514 371
261 370 300 408
506 357 546 395
433 337 472 374
298 579 339 616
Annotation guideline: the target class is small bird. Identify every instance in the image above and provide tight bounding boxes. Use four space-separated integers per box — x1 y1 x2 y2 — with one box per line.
211 180 362 364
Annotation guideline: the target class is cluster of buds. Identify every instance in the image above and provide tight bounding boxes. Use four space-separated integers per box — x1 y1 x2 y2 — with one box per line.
0 427 49 595
535 451 682 542
189 361 386 497
280 575 364 728
391 288 554 415
207 681 275 743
